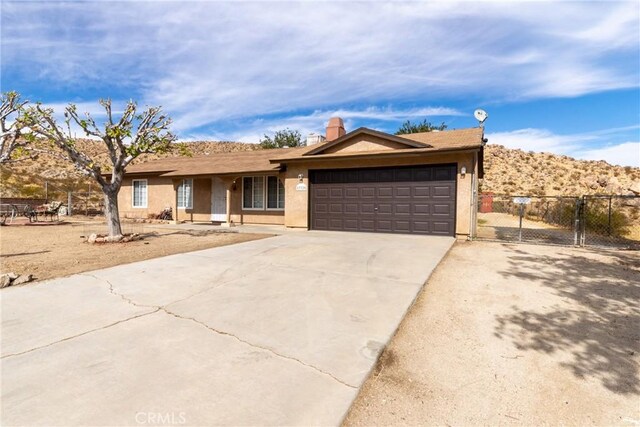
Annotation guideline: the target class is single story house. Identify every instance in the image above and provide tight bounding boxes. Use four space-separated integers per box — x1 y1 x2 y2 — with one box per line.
120 118 485 238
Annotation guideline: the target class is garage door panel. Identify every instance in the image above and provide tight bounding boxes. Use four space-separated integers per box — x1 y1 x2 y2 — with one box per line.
315 203 328 214
394 220 411 232
345 188 359 198
343 219 359 231
412 221 430 233
360 219 375 231
377 187 394 198
378 203 393 214
360 203 375 214
413 203 430 215
395 204 411 215
330 188 344 198
329 203 343 214
315 188 329 198
413 186 430 198
311 165 456 236
345 203 359 214
432 222 452 234
395 186 411 198
433 203 452 215
433 185 453 198
361 187 376 198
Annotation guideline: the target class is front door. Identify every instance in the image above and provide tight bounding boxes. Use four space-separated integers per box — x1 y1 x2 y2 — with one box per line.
211 177 227 222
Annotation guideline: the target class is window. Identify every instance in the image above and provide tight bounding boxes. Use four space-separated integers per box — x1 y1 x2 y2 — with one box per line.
132 179 147 208
243 176 264 209
267 176 285 210
177 179 193 209
243 176 284 210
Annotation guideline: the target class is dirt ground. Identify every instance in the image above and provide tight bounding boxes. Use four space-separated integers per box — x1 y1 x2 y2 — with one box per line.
343 241 640 426
0 220 270 282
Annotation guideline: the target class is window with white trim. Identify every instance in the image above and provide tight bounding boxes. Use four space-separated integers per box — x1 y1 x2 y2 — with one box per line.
132 179 147 208
243 176 284 210
242 176 264 209
177 179 193 209
267 176 285 210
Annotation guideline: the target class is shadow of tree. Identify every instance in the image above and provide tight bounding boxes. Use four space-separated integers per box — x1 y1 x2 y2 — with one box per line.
494 248 640 395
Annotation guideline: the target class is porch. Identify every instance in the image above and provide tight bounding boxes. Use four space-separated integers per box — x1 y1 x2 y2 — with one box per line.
119 174 286 227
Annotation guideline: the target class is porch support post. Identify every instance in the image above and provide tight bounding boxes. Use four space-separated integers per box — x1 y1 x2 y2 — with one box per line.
225 186 232 226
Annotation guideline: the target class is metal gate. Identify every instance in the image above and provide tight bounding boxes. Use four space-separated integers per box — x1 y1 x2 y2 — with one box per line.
475 194 640 249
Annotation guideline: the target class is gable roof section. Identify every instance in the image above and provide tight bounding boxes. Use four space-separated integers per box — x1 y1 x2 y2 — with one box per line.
270 127 485 162
302 127 431 156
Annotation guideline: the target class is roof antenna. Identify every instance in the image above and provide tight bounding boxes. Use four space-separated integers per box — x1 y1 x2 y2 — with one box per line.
474 109 488 127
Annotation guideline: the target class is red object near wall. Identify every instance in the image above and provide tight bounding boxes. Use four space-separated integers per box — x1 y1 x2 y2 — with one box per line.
480 193 494 213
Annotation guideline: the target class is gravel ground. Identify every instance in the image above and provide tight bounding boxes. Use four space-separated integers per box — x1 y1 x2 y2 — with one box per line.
343 241 640 426
0 221 270 282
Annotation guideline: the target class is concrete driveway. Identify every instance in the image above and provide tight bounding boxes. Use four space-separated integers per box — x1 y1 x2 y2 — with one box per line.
1 231 453 426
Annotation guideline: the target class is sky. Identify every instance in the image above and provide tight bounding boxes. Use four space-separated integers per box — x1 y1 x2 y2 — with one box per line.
1 0 639 166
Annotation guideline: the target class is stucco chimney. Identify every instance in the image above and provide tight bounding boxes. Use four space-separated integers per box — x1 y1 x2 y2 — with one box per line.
306 132 326 146
326 117 346 141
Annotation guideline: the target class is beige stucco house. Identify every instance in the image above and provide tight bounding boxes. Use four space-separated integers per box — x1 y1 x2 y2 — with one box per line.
119 118 485 238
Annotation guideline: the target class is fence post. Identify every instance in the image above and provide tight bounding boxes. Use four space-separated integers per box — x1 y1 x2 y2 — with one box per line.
518 204 524 242
580 196 587 246
607 196 612 236
67 192 73 216
574 198 580 246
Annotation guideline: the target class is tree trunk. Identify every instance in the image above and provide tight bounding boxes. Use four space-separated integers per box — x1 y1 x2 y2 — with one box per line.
104 188 123 238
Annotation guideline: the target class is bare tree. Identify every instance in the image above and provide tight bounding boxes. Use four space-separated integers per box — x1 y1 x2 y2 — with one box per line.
21 99 176 239
0 91 29 164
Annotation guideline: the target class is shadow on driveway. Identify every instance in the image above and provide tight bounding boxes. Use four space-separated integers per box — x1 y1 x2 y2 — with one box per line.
494 248 640 395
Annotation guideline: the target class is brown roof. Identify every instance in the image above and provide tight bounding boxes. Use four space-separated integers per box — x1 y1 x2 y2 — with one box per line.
269 127 485 162
400 127 484 149
123 127 484 177
124 146 307 177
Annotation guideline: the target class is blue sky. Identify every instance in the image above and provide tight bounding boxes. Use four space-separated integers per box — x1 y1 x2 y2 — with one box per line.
1 1 639 166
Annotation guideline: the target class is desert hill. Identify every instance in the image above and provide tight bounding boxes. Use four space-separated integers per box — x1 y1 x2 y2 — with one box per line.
1 140 639 200
482 144 640 196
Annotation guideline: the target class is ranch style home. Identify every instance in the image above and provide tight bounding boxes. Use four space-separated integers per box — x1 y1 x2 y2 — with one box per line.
120 118 486 238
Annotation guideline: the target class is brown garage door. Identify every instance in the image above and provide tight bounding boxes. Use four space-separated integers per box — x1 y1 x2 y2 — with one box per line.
310 164 456 235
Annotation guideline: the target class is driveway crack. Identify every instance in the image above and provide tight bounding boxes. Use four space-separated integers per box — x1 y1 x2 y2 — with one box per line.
1 309 159 359
161 307 357 389
83 273 158 309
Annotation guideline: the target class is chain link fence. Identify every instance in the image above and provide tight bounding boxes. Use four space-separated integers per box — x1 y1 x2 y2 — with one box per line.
475 194 640 249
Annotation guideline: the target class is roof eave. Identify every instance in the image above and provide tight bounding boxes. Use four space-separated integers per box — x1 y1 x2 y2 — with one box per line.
269 145 483 164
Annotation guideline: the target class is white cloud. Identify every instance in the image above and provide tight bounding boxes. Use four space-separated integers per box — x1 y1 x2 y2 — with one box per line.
486 127 640 167
577 142 640 167
179 106 462 143
486 128 593 153
2 1 638 135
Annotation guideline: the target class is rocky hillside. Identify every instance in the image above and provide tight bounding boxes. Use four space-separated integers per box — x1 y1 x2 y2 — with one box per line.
0 140 259 198
1 140 639 198
481 144 640 196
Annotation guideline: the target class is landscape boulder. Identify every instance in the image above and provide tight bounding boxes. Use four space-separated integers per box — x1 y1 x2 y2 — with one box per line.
0 272 34 288
0 274 12 288
12 274 34 286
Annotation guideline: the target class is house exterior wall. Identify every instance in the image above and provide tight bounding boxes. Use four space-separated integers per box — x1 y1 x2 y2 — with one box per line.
118 151 478 237
118 176 175 219
282 151 477 238
323 135 407 153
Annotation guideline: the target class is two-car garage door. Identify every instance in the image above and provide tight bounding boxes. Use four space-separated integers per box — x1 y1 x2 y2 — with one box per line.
310 164 457 236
